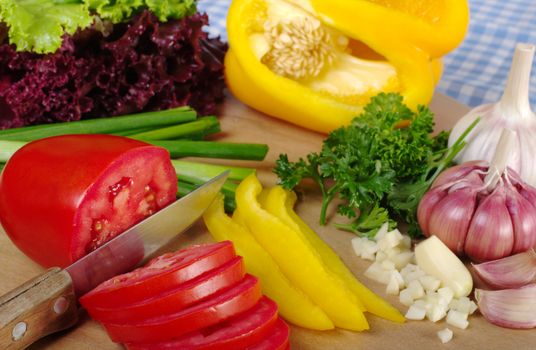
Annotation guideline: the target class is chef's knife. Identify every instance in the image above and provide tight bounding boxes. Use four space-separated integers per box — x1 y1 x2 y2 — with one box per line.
0 171 229 349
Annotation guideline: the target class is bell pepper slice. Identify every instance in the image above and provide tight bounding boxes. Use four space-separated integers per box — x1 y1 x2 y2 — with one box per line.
235 174 369 331
203 194 335 330
261 186 405 323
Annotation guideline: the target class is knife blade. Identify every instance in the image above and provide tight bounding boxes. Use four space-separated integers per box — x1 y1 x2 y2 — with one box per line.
0 171 228 349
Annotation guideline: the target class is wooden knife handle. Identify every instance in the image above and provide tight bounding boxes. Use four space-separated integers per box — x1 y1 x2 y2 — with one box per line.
0 268 78 349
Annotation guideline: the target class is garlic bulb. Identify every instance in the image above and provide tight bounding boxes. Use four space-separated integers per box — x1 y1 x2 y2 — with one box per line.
448 43 536 186
418 130 536 262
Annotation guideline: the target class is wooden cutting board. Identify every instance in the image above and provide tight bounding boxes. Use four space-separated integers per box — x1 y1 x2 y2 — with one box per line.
1 94 534 349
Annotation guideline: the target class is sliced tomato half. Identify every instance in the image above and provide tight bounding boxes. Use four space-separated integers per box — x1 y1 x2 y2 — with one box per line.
0 134 177 267
103 274 262 343
248 318 290 350
85 256 245 323
126 297 279 350
80 241 236 309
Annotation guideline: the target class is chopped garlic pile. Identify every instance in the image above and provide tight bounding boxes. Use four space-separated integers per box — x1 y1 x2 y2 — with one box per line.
352 224 478 343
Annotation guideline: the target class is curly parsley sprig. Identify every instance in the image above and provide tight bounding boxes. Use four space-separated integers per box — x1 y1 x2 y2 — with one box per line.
274 92 476 238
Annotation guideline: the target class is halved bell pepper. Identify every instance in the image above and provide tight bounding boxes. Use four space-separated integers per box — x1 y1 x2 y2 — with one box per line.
225 0 469 133
235 174 369 331
203 194 334 330
260 186 405 323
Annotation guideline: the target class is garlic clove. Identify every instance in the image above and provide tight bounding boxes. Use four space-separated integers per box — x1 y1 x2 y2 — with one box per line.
475 284 536 329
472 249 536 289
504 188 536 253
427 188 476 254
464 186 514 262
417 186 447 236
414 236 473 298
432 161 486 188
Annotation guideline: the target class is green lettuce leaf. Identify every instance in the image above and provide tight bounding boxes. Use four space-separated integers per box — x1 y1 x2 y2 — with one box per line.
145 0 196 22
84 0 144 23
0 0 198 53
0 0 93 53
86 0 197 22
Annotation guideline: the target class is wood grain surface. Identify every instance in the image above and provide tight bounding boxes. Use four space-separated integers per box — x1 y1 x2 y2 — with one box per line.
0 94 534 349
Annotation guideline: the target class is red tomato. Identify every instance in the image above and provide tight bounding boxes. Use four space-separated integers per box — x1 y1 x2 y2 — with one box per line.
248 318 290 350
80 241 236 309
103 274 262 343
0 134 177 267
126 297 279 350
85 256 246 323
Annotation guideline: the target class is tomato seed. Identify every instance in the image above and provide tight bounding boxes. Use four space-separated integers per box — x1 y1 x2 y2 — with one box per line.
109 177 133 202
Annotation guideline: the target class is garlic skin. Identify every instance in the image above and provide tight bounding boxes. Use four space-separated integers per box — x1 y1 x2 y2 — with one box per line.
472 250 536 289
475 284 536 329
448 43 536 187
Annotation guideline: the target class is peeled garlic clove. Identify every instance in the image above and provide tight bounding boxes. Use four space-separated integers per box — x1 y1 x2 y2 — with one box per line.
472 249 536 289
427 188 476 254
464 186 514 262
475 284 536 329
505 188 536 253
415 236 473 298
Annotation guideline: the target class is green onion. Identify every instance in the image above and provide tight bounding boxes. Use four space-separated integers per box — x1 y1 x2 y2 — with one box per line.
0 107 196 141
180 176 237 200
150 140 268 160
171 160 255 182
178 180 236 212
0 141 25 162
129 117 220 140
112 127 156 136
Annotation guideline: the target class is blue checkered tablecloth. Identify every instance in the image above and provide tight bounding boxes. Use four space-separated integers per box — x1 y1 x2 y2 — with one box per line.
198 0 536 108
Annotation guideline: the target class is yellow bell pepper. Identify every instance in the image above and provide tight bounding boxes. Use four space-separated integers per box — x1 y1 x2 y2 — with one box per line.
203 194 335 330
225 0 469 133
311 0 470 59
235 174 369 331
260 186 405 323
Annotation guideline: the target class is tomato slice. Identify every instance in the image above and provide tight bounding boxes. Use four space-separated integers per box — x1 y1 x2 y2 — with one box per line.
126 297 279 350
0 134 177 267
248 318 290 350
80 241 236 309
103 274 262 343
85 256 246 323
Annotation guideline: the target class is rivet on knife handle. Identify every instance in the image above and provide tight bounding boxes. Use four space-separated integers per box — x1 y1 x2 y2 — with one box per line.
0 268 78 349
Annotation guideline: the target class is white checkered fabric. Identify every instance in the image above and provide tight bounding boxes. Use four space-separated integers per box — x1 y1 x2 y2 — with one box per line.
198 0 536 108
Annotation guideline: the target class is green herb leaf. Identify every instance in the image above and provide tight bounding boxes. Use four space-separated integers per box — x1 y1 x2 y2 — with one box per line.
334 204 396 239
274 92 450 236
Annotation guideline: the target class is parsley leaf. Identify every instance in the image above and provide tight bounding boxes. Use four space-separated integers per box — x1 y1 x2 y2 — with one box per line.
274 92 458 238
